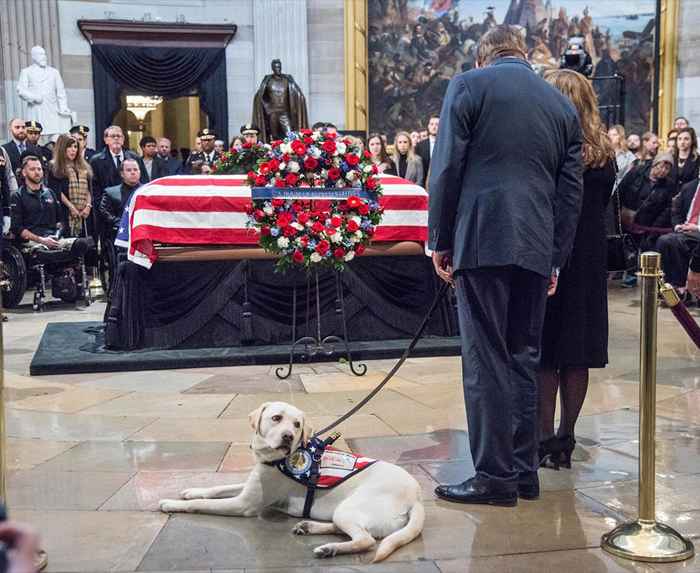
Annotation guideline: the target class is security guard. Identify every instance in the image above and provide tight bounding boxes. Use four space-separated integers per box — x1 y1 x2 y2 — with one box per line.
24 121 52 168
240 123 260 146
184 128 220 174
70 125 97 161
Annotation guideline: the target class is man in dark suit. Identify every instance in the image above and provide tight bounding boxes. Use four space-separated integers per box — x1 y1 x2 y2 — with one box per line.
182 128 220 174
98 158 142 238
2 118 33 174
153 137 180 178
428 25 583 506
414 115 439 180
90 125 146 236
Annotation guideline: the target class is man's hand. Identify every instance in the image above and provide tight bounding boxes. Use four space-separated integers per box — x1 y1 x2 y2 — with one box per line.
41 237 60 249
432 250 454 286
2 216 10 235
688 270 700 297
679 223 699 234
547 272 559 297
0 522 41 573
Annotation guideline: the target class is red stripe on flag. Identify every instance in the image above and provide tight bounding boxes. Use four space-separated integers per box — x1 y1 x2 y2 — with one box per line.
373 225 428 242
132 225 259 245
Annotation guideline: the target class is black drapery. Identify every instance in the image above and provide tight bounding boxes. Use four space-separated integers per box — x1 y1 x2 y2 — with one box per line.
91 45 228 145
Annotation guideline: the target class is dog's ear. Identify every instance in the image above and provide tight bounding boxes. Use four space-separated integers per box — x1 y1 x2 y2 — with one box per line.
301 417 313 445
248 403 270 434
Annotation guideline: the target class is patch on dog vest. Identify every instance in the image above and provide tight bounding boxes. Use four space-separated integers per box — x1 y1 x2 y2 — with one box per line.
278 446 376 489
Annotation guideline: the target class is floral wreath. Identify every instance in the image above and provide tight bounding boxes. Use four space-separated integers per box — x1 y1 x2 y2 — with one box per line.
245 129 383 271
212 142 270 175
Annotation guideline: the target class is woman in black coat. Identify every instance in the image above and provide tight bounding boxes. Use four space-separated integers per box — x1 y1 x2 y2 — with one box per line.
539 69 616 469
670 127 700 193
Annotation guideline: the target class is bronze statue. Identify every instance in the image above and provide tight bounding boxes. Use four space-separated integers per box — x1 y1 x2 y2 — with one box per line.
252 59 309 142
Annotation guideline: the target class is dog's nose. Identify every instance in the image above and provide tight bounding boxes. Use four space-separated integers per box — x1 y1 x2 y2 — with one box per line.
282 431 294 443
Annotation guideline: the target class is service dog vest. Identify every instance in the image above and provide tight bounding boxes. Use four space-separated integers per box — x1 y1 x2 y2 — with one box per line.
266 435 376 517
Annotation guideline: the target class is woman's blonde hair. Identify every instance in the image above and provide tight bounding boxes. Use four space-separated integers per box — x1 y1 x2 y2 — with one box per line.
544 69 613 168
609 124 628 152
392 131 417 161
51 134 92 179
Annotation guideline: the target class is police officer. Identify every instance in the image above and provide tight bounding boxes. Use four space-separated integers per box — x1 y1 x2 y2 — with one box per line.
23 121 52 169
183 128 220 174
240 123 260 146
70 125 97 161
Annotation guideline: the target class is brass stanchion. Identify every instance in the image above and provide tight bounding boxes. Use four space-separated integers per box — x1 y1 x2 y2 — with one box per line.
601 252 695 562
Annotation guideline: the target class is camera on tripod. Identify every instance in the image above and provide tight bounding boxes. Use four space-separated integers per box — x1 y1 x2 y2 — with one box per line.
560 36 593 77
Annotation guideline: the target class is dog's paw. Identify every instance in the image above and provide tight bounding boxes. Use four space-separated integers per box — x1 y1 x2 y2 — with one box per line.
159 499 188 513
292 521 310 535
180 488 206 500
313 544 337 559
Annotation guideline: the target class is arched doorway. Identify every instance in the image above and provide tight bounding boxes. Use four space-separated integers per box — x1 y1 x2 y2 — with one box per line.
78 20 236 149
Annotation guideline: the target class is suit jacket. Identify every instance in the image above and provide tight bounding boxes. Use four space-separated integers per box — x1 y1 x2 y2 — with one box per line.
415 139 434 180
90 149 147 213
182 150 220 174
99 183 138 232
2 140 44 174
153 155 181 178
428 57 583 277
673 178 699 227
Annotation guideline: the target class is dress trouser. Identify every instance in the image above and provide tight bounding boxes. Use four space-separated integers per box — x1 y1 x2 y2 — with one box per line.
454 266 549 485
656 231 700 287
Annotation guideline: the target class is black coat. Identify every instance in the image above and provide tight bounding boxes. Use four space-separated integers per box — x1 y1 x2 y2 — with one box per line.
99 183 138 234
541 160 616 368
634 179 675 228
415 139 433 180
89 150 147 216
2 141 44 175
673 178 699 227
152 155 181 178
670 155 700 192
428 57 583 277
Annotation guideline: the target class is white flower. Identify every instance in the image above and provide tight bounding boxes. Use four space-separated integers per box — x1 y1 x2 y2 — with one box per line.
310 252 322 263
310 146 322 158
277 237 290 248
291 222 304 231
347 170 357 181
287 160 300 173
355 230 363 239
312 132 321 141
335 180 346 188
295 238 302 246
344 251 355 262
306 220 314 227
280 142 292 154
279 162 286 171
336 142 346 155
263 205 274 215
363 165 373 174
331 232 343 244
351 235 360 243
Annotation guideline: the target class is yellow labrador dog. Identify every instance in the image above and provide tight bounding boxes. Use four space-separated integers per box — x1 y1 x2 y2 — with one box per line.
159 401 424 562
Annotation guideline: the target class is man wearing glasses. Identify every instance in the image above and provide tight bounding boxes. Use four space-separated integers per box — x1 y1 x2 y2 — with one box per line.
89 125 146 235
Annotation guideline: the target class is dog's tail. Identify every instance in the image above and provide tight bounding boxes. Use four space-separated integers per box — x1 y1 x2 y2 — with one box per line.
372 501 425 563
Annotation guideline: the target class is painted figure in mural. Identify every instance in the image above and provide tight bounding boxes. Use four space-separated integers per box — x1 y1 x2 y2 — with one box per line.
252 59 309 142
17 46 74 138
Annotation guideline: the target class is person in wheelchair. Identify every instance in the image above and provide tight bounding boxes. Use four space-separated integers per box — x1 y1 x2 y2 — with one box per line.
98 158 142 240
10 156 89 257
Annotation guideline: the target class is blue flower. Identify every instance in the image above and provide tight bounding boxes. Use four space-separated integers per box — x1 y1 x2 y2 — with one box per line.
271 227 280 237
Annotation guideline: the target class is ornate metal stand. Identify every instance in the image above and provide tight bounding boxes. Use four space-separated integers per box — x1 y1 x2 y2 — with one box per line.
275 269 367 379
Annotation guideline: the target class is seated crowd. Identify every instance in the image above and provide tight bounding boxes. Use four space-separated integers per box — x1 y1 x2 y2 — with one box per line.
1 114 698 306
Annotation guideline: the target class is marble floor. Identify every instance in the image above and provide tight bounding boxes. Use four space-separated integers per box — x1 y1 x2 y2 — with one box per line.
2 286 700 572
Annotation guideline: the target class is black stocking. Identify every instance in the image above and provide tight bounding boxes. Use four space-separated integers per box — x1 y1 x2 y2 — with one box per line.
538 367 559 440
557 367 590 438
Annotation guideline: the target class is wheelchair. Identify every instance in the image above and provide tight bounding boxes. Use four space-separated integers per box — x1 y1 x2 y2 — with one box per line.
1 236 98 311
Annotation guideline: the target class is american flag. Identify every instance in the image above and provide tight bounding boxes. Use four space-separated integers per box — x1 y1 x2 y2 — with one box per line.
117 174 428 269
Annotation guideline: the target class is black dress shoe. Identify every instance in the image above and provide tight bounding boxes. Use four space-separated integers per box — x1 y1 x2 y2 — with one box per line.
435 476 517 507
517 471 540 500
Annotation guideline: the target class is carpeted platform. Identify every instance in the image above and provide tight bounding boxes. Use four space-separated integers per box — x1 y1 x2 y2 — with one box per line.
29 321 461 375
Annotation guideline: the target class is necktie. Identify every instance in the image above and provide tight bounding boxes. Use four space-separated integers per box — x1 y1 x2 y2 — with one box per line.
18 142 25 154
688 189 700 225
115 154 122 169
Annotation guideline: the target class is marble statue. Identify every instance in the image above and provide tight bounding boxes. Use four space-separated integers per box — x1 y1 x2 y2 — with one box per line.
252 59 309 142
17 46 74 137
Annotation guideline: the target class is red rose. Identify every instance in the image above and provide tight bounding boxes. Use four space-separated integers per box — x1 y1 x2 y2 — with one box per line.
304 156 318 170
292 250 304 264
277 212 293 227
282 153 291 163
328 167 341 181
356 244 366 256
243 142 252 149
271 139 283 148
259 163 271 175
303 136 314 145
358 203 369 215
268 158 280 172
343 138 353 146
274 178 286 188
322 140 337 154
283 225 297 237
363 150 372 158
316 240 330 255
261 226 271 236
300 128 313 136
298 212 310 224
254 209 265 221
334 247 346 259
272 198 285 208
371 164 379 174
291 140 307 155
325 227 336 236
330 216 342 228
347 196 361 209
285 173 300 186
311 221 325 234
247 170 256 180
366 177 378 190
254 175 267 186
325 131 337 139
345 154 360 166
347 220 359 232
300 235 309 247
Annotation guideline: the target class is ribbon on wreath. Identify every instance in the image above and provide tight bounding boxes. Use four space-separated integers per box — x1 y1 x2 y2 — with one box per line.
659 282 700 349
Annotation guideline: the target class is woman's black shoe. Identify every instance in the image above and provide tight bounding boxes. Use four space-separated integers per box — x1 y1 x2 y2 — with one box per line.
558 435 576 469
538 436 563 470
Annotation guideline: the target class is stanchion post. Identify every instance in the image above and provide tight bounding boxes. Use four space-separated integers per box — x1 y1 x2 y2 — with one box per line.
601 252 695 562
0 303 6 506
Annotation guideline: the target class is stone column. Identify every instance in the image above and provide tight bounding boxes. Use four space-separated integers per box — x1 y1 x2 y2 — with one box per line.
0 0 62 134
252 0 309 102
